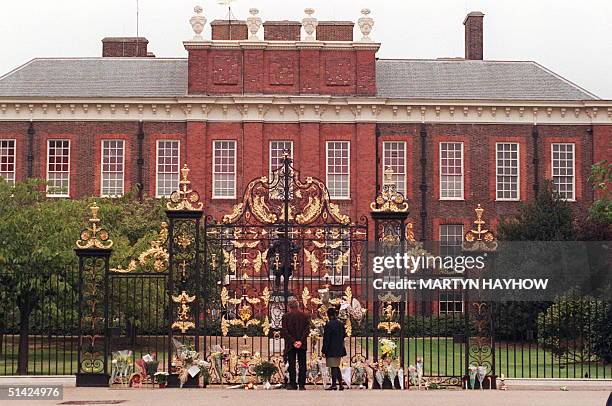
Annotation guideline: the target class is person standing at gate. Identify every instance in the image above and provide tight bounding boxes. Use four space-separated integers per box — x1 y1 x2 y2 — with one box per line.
322 307 347 391
281 299 310 390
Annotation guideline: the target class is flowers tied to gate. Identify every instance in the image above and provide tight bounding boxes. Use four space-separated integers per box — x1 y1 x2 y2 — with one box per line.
379 338 397 359
375 339 401 388
254 360 278 383
173 343 210 387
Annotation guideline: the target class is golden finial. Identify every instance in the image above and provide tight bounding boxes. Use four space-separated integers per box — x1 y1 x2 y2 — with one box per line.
76 203 113 249
370 166 409 213
463 204 498 252
167 164 203 211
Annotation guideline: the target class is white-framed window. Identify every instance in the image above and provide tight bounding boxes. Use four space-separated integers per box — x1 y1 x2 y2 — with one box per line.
551 143 575 201
439 289 464 314
213 140 237 199
326 141 350 199
0 139 16 185
440 142 464 200
439 224 464 257
269 141 293 199
156 140 180 198
101 140 125 197
496 142 520 201
47 139 70 197
383 141 406 195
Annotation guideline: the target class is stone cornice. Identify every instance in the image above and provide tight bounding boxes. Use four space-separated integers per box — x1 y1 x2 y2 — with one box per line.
0 97 610 124
183 40 381 52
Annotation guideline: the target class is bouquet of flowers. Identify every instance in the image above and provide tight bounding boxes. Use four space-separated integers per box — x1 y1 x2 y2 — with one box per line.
154 371 169 388
209 345 230 383
379 338 397 359
172 341 207 388
110 350 133 386
467 364 477 389
254 360 278 384
375 339 400 389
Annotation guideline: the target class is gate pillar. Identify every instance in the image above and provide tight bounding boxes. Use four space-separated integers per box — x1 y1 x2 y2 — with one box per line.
75 203 113 387
370 167 409 383
165 165 204 376
462 204 498 389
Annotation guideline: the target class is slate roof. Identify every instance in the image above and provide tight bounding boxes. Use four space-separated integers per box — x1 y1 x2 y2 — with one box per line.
0 58 188 98
376 59 598 100
0 57 598 100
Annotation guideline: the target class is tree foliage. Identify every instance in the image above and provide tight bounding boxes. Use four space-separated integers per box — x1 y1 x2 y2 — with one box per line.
498 181 575 241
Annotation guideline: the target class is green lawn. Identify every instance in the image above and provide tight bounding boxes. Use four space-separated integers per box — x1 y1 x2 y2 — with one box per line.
366 338 612 379
1 336 610 379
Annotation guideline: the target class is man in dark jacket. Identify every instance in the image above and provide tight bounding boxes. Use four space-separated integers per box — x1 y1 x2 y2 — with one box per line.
281 299 311 390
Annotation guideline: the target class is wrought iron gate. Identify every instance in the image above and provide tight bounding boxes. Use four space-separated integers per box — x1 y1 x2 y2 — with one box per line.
200 153 369 384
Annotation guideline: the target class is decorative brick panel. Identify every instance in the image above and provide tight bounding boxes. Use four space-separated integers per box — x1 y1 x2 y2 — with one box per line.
213 55 240 85
268 56 295 85
325 56 353 86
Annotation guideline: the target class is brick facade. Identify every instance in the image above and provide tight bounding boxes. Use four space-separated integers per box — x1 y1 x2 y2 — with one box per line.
1 120 608 242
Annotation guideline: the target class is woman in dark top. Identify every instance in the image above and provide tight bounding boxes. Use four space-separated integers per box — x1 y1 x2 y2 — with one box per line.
322 307 347 390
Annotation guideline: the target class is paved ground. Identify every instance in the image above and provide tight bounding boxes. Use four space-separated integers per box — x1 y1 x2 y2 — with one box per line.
19 387 612 406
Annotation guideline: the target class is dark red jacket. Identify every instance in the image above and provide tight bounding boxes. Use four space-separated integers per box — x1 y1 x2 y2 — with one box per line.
281 310 310 351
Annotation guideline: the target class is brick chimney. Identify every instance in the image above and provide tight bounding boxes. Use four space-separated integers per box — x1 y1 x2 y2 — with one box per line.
463 12 484 60
102 37 149 57
263 21 301 41
316 21 354 41
210 19 248 40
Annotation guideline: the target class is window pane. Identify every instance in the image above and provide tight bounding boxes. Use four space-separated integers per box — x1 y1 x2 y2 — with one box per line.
47 140 70 196
552 143 575 200
326 141 350 199
101 140 125 197
383 141 406 195
440 142 463 199
496 143 519 200
269 141 293 199
156 140 180 197
213 140 236 198
0 140 16 185
440 224 464 257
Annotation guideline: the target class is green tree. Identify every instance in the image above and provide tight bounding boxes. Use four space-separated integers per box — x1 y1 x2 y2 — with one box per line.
0 179 86 373
587 160 612 225
495 182 576 341
498 181 575 241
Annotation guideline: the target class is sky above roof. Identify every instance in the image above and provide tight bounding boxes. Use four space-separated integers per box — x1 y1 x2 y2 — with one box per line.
1 0 610 99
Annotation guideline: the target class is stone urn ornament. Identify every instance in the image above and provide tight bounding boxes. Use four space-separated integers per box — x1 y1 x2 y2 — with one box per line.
190 5 207 41
246 8 262 40
302 8 318 41
358 8 374 42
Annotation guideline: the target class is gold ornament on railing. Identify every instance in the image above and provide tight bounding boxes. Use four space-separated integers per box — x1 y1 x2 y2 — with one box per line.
370 167 409 213
167 164 203 211
462 204 498 252
220 287 270 337
171 291 196 333
377 302 401 334
76 203 113 250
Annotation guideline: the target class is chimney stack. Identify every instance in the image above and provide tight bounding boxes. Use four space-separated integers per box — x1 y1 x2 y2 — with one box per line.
102 37 149 57
463 11 484 60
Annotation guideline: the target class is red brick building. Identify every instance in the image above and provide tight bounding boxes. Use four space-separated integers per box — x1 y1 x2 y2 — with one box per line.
0 8 610 248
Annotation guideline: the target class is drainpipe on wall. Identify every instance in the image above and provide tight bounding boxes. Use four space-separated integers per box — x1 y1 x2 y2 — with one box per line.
137 120 145 201
532 125 539 197
27 120 35 178
419 123 428 241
